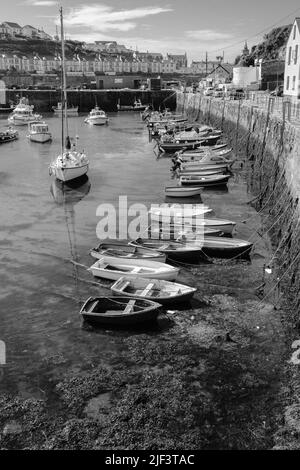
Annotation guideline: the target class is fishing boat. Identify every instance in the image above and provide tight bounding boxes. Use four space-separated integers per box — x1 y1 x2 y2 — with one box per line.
0 103 15 113
165 186 203 198
49 7 89 183
52 102 78 116
117 99 147 112
0 128 18 143
7 98 42 126
179 153 233 168
80 296 161 326
84 106 108 125
129 238 204 260
88 256 179 281
180 174 231 187
89 241 166 263
27 121 52 143
190 237 253 259
111 277 197 305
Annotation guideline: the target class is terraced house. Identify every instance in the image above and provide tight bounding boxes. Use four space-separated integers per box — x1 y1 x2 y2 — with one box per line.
284 17 300 98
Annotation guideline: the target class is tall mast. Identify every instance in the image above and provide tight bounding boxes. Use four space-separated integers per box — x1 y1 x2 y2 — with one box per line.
60 6 68 151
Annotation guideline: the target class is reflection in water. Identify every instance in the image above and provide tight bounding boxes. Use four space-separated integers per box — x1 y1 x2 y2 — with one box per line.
50 175 91 303
50 174 91 206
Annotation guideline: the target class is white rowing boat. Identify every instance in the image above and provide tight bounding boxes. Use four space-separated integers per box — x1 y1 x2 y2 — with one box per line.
111 277 197 305
88 256 179 281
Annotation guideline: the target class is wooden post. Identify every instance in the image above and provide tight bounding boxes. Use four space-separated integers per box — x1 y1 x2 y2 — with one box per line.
221 94 226 130
235 98 242 155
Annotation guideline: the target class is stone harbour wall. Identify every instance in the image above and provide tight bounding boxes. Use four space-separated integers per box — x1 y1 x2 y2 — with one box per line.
177 91 300 321
177 91 300 449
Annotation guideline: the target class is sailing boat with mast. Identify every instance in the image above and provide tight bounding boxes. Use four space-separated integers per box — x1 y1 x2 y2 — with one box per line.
49 7 89 182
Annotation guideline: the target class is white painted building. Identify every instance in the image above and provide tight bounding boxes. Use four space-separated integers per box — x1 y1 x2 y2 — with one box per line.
232 64 261 88
284 18 300 98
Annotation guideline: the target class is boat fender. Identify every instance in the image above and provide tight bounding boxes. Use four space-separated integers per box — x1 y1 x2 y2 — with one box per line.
49 166 53 176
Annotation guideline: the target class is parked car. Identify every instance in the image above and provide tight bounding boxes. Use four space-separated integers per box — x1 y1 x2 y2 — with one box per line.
228 88 245 100
204 87 214 96
270 85 284 97
213 89 224 98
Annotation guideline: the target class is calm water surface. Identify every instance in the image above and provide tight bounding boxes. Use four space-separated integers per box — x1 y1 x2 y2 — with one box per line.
0 112 275 401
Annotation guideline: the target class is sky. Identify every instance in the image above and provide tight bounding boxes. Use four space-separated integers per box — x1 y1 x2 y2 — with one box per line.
4 0 300 62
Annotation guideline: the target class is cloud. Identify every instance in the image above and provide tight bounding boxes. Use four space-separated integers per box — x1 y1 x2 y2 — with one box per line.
185 30 233 41
22 0 57 5
62 4 172 33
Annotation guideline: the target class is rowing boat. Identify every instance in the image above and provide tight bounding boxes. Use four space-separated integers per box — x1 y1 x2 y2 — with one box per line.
80 296 161 325
111 277 196 305
89 241 166 263
88 256 179 281
180 174 231 186
129 238 204 260
164 186 202 197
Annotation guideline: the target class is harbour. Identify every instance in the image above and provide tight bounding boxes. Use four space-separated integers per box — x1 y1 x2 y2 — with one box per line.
0 108 291 449
1 0 300 454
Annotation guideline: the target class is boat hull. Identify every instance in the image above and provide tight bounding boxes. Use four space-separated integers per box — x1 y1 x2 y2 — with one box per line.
85 117 108 125
80 297 161 326
51 164 89 182
111 278 196 305
29 133 52 143
180 175 230 187
165 186 202 197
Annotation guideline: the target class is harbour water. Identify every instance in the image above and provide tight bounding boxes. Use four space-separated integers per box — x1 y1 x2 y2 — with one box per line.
0 112 288 449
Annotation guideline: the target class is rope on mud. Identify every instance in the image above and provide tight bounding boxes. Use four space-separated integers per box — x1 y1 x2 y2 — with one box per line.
239 165 287 224
255 250 300 310
247 201 292 243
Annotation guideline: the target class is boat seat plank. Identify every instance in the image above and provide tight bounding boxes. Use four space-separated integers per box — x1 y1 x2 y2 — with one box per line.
132 267 141 273
140 283 155 296
123 300 136 314
87 301 99 313
119 281 130 292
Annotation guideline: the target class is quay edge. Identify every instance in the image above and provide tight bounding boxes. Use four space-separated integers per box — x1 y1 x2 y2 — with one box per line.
177 90 300 449
5 89 177 112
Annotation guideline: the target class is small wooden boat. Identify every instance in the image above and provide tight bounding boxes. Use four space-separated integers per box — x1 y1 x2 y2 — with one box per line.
149 204 212 220
159 141 202 153
175 135 221 146
150 226 223 239
163 219 236 235
180 149 233 163
88 257 179 281
80 296 161 326
190 237 253 259
165 186 202 197
90 241 166 263
180 174 231 187
111 277 196 305
178 168 226 177
129 238 204 260
0 128 18 143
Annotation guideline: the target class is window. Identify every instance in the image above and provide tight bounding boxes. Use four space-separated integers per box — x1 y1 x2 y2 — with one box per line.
288 47 292 65
287 76 290 90
293 25 297 40
292 76 296 90
295 45 298 64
